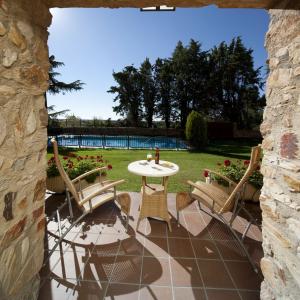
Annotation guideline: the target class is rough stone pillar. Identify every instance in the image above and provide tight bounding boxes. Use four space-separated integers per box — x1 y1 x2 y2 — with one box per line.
260 9 300 300
0 0 51 299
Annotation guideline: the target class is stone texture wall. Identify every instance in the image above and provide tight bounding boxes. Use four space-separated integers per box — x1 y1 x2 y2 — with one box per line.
260 9 300 300
0 0 51 299
48 0 300 9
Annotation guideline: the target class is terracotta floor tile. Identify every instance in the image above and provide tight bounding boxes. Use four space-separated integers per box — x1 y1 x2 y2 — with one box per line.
197 259 234 289
168 238 195 258
119 236 144 256
141 257 171 286
206 289 240 300
205 220 236 240
167 223 190 238
104 283 140 300
226 261 262 290
192 239 220 259
143 236 169 258
70 280 108 299
173 287 206 300
42 192 264 299
215 240 248 261
51 250 88 280
81 255 115 281
239 290 260 299
184 213 211 239
40 250 65 278
72 231 100 245
38 278 73 300
140 285 173 300
144 219 168 238
110 255 143 284
93 235 121 256
170 258 203 287
98 217 129 235
183 201 200 212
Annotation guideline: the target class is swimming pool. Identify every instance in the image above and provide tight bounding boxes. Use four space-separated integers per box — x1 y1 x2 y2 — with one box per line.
49 135 188 150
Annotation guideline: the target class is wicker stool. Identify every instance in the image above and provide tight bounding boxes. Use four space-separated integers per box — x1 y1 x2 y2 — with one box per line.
137 182 171 232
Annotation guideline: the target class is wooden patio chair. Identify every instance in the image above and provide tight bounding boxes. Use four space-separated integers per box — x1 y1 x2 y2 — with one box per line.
46 138 131 261
176 145 262 272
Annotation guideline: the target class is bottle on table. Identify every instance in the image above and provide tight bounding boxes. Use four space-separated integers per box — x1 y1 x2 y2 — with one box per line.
155 147 160 164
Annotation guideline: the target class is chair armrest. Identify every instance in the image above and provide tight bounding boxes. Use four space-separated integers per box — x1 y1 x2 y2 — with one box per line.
72 167 108 183
205 169 237 186
79 179 125 206
186 180 218 212
187 180 216 199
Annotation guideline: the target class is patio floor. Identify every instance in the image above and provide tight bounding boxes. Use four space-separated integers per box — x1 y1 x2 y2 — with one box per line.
39 192 263 300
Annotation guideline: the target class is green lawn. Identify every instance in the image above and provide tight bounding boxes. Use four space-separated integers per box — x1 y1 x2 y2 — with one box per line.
47 139 259 193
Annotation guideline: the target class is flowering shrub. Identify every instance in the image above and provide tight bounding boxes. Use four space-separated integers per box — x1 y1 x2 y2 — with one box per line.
212 159 263 189
47 152 112 183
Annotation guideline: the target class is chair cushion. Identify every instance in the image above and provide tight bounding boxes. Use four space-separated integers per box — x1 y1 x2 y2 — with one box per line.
80 182 118 213
192 181 230 213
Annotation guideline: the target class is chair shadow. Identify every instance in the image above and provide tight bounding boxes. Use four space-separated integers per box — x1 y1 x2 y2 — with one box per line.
42 195 164 299
42 194 263 300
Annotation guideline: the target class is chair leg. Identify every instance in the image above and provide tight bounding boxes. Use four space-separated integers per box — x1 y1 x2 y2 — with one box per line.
177 210 180 225
136 217 141 232
167 219 172 232
219 215 259 273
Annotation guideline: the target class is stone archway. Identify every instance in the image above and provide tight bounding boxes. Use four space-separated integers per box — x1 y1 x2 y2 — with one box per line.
0 1 299 299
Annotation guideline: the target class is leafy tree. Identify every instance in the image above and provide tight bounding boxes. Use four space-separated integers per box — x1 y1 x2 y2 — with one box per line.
65 114 81 127
208 37 264 128
171 40 209 128
108 66 142 127
139 58 156 128
46 55 85 107
47 105 70 128
154 58 176 128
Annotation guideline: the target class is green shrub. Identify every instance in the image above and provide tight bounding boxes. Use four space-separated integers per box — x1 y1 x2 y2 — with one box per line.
185 111 207 148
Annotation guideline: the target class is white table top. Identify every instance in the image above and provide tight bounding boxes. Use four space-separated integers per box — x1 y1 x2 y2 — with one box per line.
128 160 179 178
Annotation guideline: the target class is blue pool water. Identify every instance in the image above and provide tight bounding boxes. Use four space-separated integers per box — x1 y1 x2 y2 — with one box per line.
49 135 188 150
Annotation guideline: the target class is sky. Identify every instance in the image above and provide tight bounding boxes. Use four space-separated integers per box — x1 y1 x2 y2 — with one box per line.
48 6 269 120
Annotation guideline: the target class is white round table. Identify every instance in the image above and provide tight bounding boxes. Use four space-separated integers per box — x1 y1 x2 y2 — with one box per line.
128 160 179 178
128 160 179 232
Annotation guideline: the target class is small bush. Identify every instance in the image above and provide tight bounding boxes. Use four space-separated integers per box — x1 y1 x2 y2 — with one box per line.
185 111 207 148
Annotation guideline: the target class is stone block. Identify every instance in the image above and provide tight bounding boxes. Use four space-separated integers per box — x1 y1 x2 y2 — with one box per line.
294 67 300 77
32 206 44 222
17 197 27 210
1 217 26 248
2 48 18 67
39 107 48 127
261 257 286 291
268 68 292 88
26 110 37 135
280 133 298 159
283 175 300 192
8 23 27 51
0 111 7 146
0 20 7 36
20 65 49 90
37 217 45 232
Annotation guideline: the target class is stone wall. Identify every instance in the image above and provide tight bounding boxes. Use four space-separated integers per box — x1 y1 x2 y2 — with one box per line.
48 0 300 9
260 9 300 300
0 0 51 299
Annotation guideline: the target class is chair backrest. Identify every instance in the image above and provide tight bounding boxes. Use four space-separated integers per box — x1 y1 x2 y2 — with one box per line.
220 145 261 213
51 138 81 203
